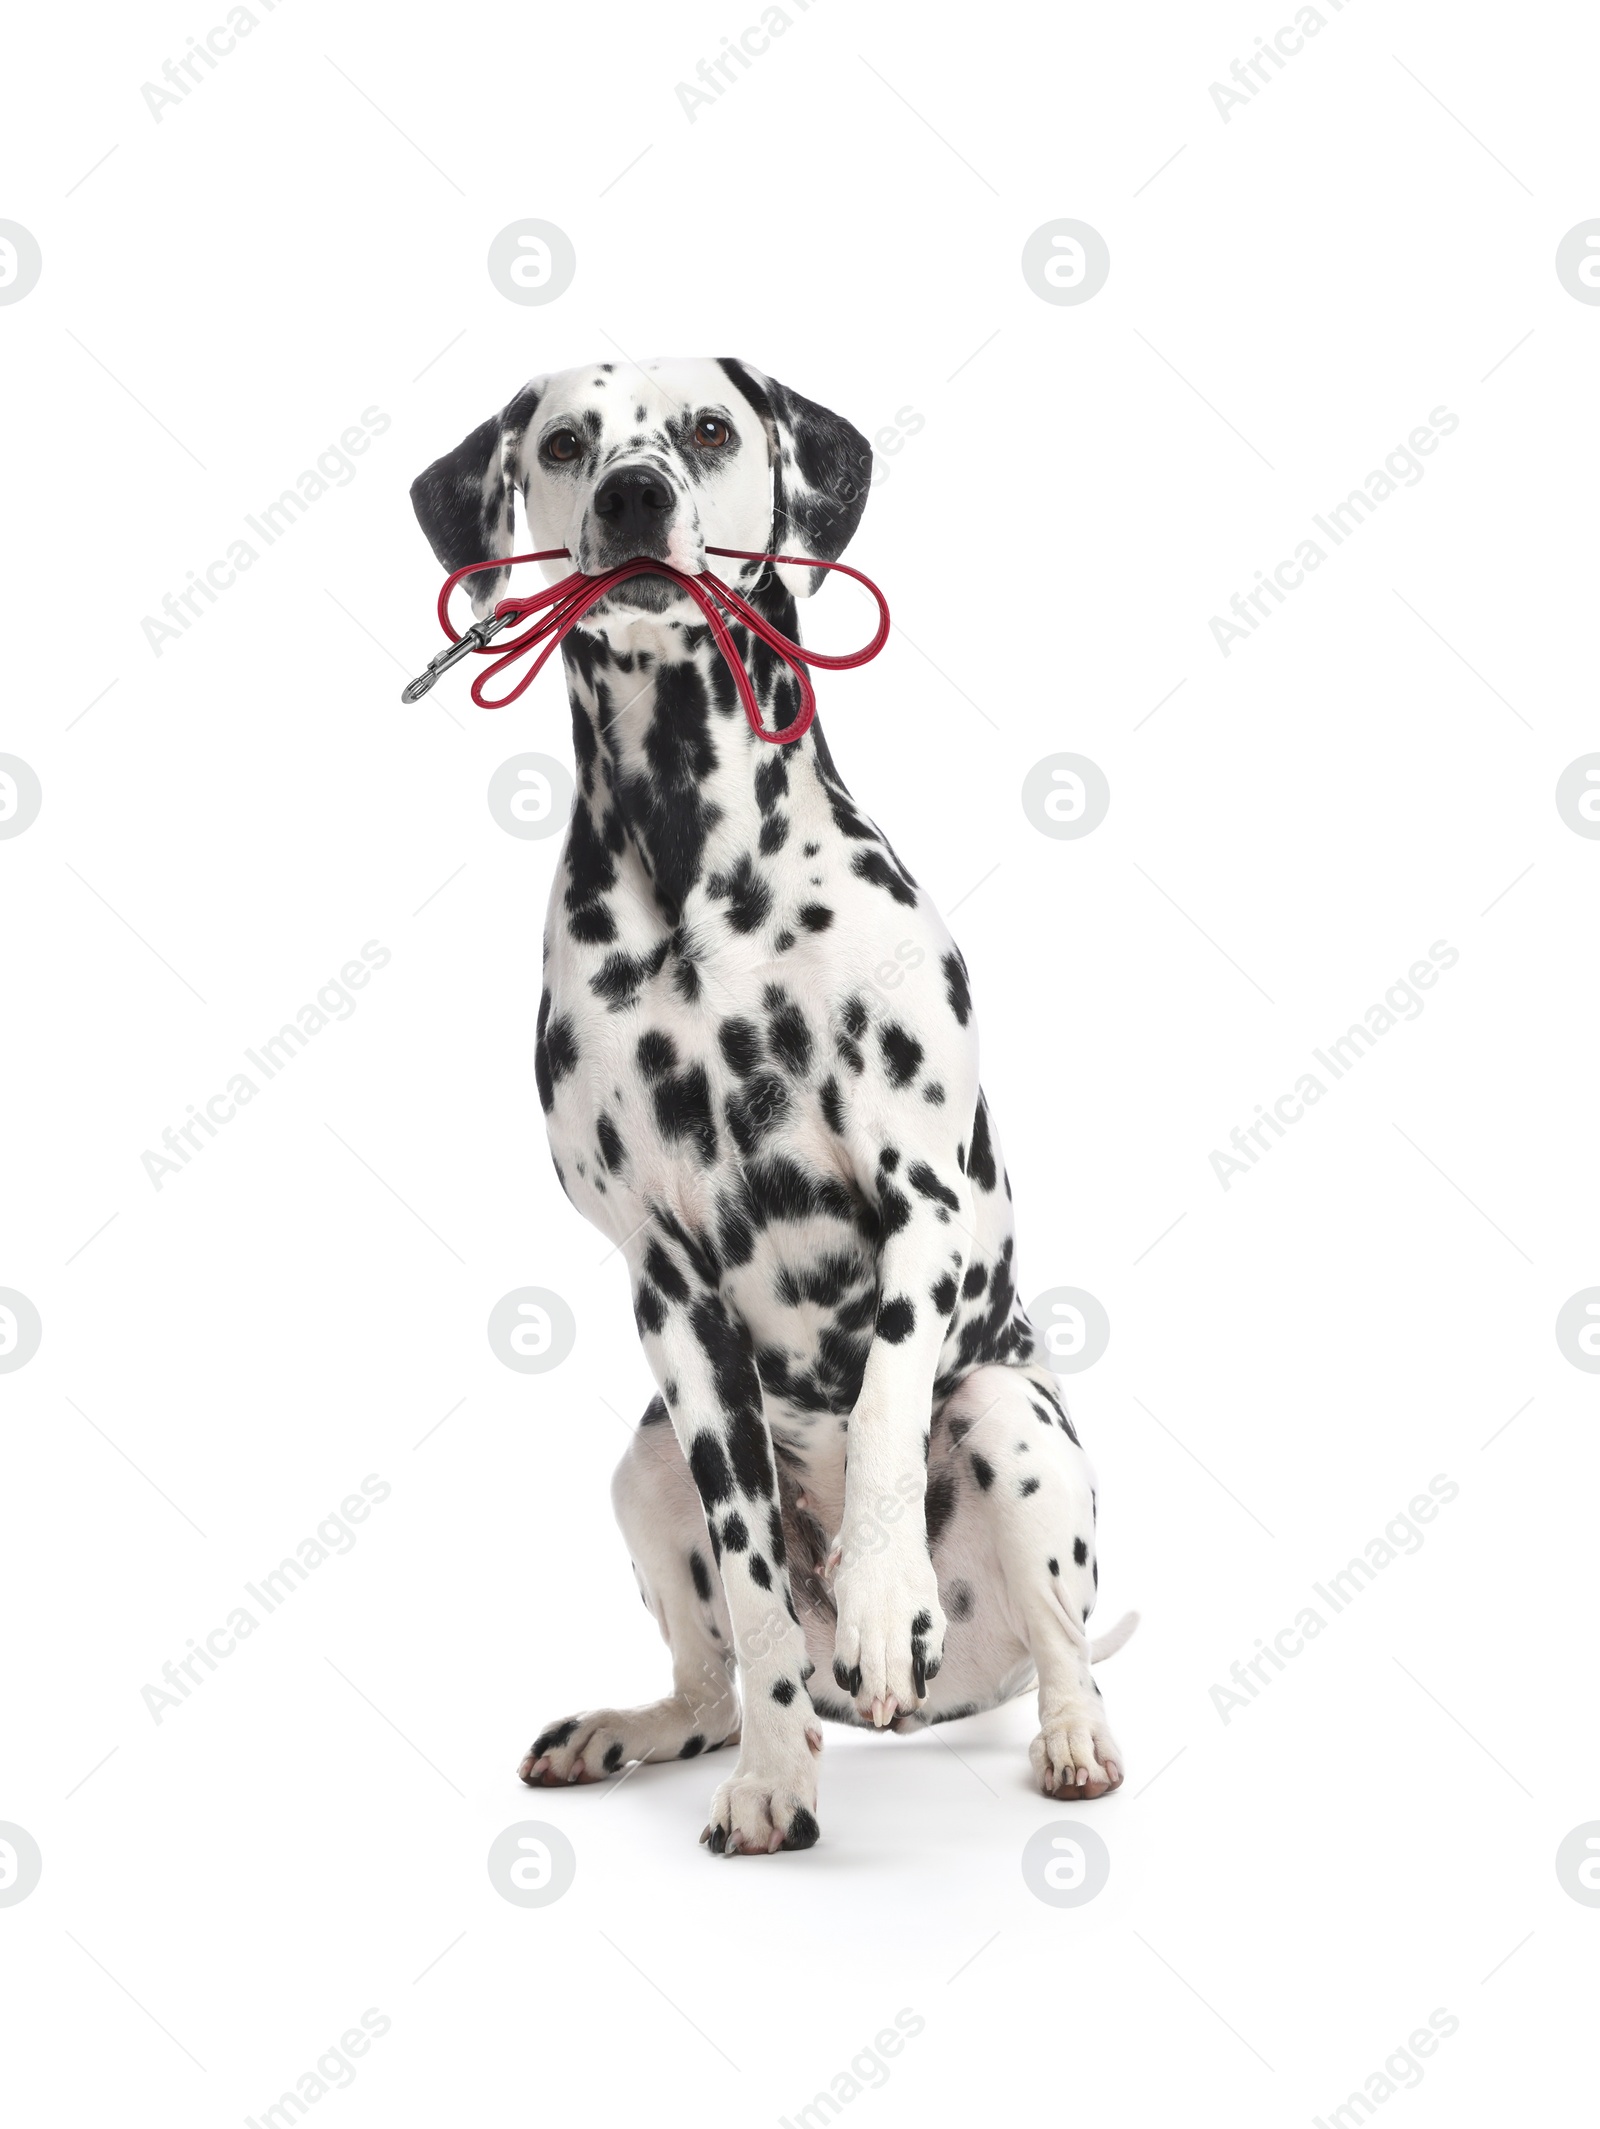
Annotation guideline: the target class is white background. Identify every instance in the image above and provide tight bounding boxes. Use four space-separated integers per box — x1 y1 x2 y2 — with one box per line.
3 1 1598 2121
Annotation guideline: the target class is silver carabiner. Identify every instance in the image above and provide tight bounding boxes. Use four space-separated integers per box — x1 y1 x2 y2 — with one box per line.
401 609 518 705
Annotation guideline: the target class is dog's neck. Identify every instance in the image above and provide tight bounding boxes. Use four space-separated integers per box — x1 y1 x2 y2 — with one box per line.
558 581 848 928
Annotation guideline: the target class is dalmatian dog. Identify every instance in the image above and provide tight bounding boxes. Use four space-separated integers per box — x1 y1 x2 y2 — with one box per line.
410 357 1134 1854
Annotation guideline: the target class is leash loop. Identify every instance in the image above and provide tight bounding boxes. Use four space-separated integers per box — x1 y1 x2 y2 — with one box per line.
402 546 890 745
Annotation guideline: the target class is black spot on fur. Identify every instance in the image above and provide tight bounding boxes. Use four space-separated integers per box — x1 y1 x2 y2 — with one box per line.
942 951 972 1025
877 1179 911 1237
798 903 834 932
1019 1475 1040 1497
908 1161 959 1211
603 1741 625 1772
819 1075 846 1135
851 846 918 907
754 753 788 815
970 1452 994 1491
879 1023 923 1087
689 1433 734 1507
591 938 671 1009
678 1734 705 1759
653 1065 718 1163
967 1092 997 1192
931 1273 958 1314
766 994 813 1076
707 852 771 933
771 1677 797 1705
876 1296 915 1344
634 1282 665 1336
727 1405 775 1500
690 1549 713 1601
596 1112 625 1172
727 1071 789 1156
643 1240 689 1303
1074 1536 1088 1566
946 1579 974 1621
926 1469 958 1543
535 992 579 1113
636 1030 677 1078
718 1018 762 1076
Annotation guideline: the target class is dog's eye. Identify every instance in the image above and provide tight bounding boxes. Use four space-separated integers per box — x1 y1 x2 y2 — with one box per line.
694 416 731 448
543 430 582 463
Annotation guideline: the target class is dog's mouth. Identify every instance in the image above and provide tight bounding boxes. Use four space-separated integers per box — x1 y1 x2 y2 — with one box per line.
583 572 689 616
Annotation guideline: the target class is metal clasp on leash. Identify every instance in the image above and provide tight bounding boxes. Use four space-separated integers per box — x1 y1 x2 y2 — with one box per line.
401 609 518 704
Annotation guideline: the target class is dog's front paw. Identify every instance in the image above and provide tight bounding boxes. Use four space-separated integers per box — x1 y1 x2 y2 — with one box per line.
700 1729 822 1857
831 1545 946 1727
518 1698 737 1786
1029 1701 1125 1800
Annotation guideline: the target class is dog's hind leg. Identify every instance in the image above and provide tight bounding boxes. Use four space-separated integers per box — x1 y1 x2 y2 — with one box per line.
913 1363 1132 1796
518 1397 741 1786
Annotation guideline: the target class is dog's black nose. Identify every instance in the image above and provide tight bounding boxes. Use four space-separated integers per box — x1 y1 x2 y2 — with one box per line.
593 467 674 550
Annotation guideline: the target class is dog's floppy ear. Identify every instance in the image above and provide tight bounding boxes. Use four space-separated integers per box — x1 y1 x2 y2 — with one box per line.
717 359 872 598
409 380 543 615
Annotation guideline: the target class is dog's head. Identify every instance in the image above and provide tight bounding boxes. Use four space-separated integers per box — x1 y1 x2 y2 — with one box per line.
409 357 872 633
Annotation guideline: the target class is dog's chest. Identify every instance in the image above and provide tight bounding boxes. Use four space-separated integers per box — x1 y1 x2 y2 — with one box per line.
534 800 918 1420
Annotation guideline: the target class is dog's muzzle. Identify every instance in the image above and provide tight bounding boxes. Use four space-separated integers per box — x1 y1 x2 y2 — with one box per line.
582 462 702 579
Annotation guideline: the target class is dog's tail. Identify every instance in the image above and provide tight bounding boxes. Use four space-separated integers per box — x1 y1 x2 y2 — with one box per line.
1089 1610 1140 1664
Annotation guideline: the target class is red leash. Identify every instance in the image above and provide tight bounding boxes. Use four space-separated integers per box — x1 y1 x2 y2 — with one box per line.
402 547 889 745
